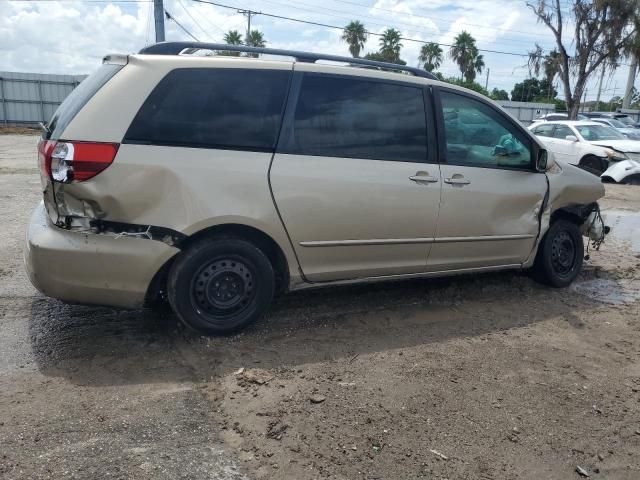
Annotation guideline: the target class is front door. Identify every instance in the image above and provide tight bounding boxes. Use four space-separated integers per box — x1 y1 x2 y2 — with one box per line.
270 70 441 282
549 124 577 163
428 88 547 271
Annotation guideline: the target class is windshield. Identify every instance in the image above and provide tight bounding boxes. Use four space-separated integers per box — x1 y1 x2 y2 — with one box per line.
575 124 627 141
616 116 636 126
606 118 627 128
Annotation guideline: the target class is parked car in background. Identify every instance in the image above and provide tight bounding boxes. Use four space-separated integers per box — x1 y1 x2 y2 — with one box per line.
584 112 640 128
529 120 640 184
590 117 640 140
532 113 588 123
25 43 608 335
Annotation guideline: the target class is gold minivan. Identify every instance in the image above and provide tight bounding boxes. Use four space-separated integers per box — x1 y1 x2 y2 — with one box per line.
25 42 607 334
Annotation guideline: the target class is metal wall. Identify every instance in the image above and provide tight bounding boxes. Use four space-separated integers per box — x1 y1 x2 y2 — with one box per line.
0 72 559 127
495 100 556 125
0 71 86 126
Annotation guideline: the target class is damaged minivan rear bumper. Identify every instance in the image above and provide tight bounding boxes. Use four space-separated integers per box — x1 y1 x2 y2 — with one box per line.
24 202 178 308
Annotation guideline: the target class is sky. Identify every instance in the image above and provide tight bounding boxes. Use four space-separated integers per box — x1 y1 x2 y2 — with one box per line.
0 0 637 103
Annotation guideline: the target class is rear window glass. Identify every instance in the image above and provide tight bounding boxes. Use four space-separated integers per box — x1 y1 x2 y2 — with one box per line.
124 68 290 150
46 63 123 140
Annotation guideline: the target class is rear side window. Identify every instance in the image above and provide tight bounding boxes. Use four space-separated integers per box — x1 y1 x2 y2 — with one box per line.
279 74 427 162
46 63 123 140
124 68 290 150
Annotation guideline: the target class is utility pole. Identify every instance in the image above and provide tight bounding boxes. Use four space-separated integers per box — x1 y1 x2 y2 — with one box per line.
154 0 165 42
485 68 490 91
237 9 259 42
595 63 606 112
622 55 637 110
581 88 588 113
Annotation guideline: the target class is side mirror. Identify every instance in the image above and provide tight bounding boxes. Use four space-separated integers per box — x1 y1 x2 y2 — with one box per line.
536 149 548 171
565 135 578 142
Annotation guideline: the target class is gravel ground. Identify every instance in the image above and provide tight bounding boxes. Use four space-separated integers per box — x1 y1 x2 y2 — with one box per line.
1 134 639 480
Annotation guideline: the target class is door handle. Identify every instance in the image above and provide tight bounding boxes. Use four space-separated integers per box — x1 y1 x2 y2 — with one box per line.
409 175 438 183
444 176 471 185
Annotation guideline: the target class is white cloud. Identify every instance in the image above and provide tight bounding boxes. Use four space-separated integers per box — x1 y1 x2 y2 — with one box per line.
0 0 635 101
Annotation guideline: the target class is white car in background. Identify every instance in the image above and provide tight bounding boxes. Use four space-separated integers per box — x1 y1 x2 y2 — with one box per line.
590 117 640 140
529 121 640 184
531 113 588 123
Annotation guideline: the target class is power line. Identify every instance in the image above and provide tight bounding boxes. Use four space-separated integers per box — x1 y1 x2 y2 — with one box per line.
193 0 536 57
165 9 200 41
176 0 217 39
258 0 558 49
326 0 559 39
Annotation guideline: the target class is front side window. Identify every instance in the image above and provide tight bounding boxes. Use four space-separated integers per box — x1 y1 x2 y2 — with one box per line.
280 74 428 162
125 68 290 150
440 91 532 169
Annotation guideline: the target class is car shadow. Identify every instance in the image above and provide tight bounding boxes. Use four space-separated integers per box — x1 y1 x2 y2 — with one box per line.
29 269 601 387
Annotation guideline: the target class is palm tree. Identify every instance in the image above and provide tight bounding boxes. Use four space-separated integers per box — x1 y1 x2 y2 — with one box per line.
450 31 482 82
464 52 484 82
418 42 443 73
245 30 266 58
221 30 243 56
543 49 562 85
379 28 403 63
341 21 367 58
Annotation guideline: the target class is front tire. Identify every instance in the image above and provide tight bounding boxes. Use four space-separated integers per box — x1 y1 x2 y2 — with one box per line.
532 220 583 288
168 238 275 335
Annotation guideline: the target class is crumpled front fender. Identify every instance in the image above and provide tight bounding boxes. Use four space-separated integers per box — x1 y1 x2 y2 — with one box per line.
601 159 640 183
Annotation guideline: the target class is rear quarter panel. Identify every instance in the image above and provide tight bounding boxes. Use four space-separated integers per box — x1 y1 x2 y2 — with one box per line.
56 56 302 285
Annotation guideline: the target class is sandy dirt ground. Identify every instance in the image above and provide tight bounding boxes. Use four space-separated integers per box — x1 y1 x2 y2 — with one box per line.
1 134 639 479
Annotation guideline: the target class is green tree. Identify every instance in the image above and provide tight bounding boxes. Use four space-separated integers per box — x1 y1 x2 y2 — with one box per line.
543 49 562 86
224 30 243 45
527 0 638 118
418 42 443 73
511 78 557 102
219 30 243 56
379 28 403 63
440 76 489 97
511 78 541 102
490 88 510 100
341 21 367 58
245 30 266 57
449 31 484 82
363 51 406 65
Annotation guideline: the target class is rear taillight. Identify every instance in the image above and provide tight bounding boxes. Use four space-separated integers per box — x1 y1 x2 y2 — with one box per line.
37 140 119 183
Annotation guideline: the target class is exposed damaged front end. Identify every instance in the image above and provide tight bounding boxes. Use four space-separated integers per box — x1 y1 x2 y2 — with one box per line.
526 159 609 267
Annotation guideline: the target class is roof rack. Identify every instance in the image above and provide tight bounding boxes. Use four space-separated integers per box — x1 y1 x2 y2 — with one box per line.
138 42 438 80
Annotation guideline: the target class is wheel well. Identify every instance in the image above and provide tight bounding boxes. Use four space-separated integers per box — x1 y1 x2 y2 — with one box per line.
145 224 290 306
550 204 594 227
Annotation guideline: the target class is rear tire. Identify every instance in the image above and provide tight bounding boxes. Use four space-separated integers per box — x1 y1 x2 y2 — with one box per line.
532 220 583 288
168 238 275 335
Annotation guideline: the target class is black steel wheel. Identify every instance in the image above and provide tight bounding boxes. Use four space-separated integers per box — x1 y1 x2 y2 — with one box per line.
168 238 275 335
550 230 576 278
532 219 583 288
